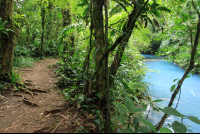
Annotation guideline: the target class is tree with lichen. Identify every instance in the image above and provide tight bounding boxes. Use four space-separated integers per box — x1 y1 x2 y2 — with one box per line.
0 0 19 79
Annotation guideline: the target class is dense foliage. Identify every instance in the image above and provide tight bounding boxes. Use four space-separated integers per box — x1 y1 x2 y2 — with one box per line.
0 0 200 133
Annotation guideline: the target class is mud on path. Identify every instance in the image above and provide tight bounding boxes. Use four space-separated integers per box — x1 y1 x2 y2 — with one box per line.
0 58 77 133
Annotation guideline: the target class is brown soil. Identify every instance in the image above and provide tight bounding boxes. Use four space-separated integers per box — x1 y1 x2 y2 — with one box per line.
0 58 81 133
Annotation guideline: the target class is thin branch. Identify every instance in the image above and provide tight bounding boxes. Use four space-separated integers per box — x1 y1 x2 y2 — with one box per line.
191 0 200 20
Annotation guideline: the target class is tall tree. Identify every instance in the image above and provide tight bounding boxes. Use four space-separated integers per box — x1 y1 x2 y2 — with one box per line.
0 0 19 77
40 4 46 57
93 0 106 109
61 4 75 62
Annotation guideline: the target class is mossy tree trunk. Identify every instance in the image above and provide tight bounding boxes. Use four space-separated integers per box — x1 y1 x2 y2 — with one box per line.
61 6 74 62
93 0 107 110
40 6 46 57
0 0 19 77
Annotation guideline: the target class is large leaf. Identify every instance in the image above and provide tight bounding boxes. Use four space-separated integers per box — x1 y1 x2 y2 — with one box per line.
125 96 136 113
157 7 171 12
163 107 185 118
109 5 123 18
160 127 173 133
113 102 128 113
96 110 101 118
113 0 132 7
113 0 127 12
151 3 159 9
120 128 134 133
11 75 16 84
138 126 151 133
150 10 160 17
139 117 157 133
94 119 100 126
172 121 187 133
188 116 200 125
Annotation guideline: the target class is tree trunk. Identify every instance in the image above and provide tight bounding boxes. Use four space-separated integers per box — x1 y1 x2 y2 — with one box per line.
25 15 30 48
93 0 106 109
0 0 19 76
109 0 148 85
40 6 46 57
61 7 74 61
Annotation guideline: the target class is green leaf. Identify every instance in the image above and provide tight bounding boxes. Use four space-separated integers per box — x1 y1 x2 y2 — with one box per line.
11 75 16 84
151 3 160 9
150 10 160 17
125 96 135 113
160 127 173 133
138 126 151 133
173 78 179 82
186 75 191 79
114 1 127 12
0 21 7 28
118 0 132 7
157 7 171 12
96 110 101 118
109 5 123 18
77 2 89 7
139 117 157 133
172 121 187 133
110 30 116 36
170 84 176 92
162 107 185 118
113 102 128 113
96 93 101 99
153 100 163 103
132 95 139 103
94 119 100 126
82 0 89 4
83 7 89 17
120 128 134 133
188 116 200 125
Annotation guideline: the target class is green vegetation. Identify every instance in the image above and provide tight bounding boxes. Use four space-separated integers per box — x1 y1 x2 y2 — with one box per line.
0 0 200 133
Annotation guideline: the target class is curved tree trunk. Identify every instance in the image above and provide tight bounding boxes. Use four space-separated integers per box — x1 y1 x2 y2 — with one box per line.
0 0 19 77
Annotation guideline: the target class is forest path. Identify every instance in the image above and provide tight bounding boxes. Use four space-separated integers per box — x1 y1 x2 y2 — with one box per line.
0 58 76 133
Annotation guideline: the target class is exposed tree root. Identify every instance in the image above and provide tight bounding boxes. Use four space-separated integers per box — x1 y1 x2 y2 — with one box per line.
23 98 40 107
20 87 36 98
13 94 40 107
28 88 48 93
33 126 50 133
44 108 63 115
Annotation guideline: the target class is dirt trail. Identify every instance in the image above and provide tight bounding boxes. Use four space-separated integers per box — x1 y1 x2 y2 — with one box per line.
0 58 74 133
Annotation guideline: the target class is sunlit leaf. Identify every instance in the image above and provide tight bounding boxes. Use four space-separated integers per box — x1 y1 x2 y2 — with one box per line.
160 127 173 133
170 84 176 92
163 107 185 117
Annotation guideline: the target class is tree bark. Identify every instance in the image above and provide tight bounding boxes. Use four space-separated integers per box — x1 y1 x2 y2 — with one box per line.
61 7 74 61
93 0 106 108
0 0 19 76
109 0 148 85
40 6 46 57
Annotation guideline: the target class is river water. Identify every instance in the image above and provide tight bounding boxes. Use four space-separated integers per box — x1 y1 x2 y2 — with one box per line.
142 54 200 133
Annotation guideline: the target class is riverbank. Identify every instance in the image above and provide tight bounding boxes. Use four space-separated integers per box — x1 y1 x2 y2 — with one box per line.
143 55 200 133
